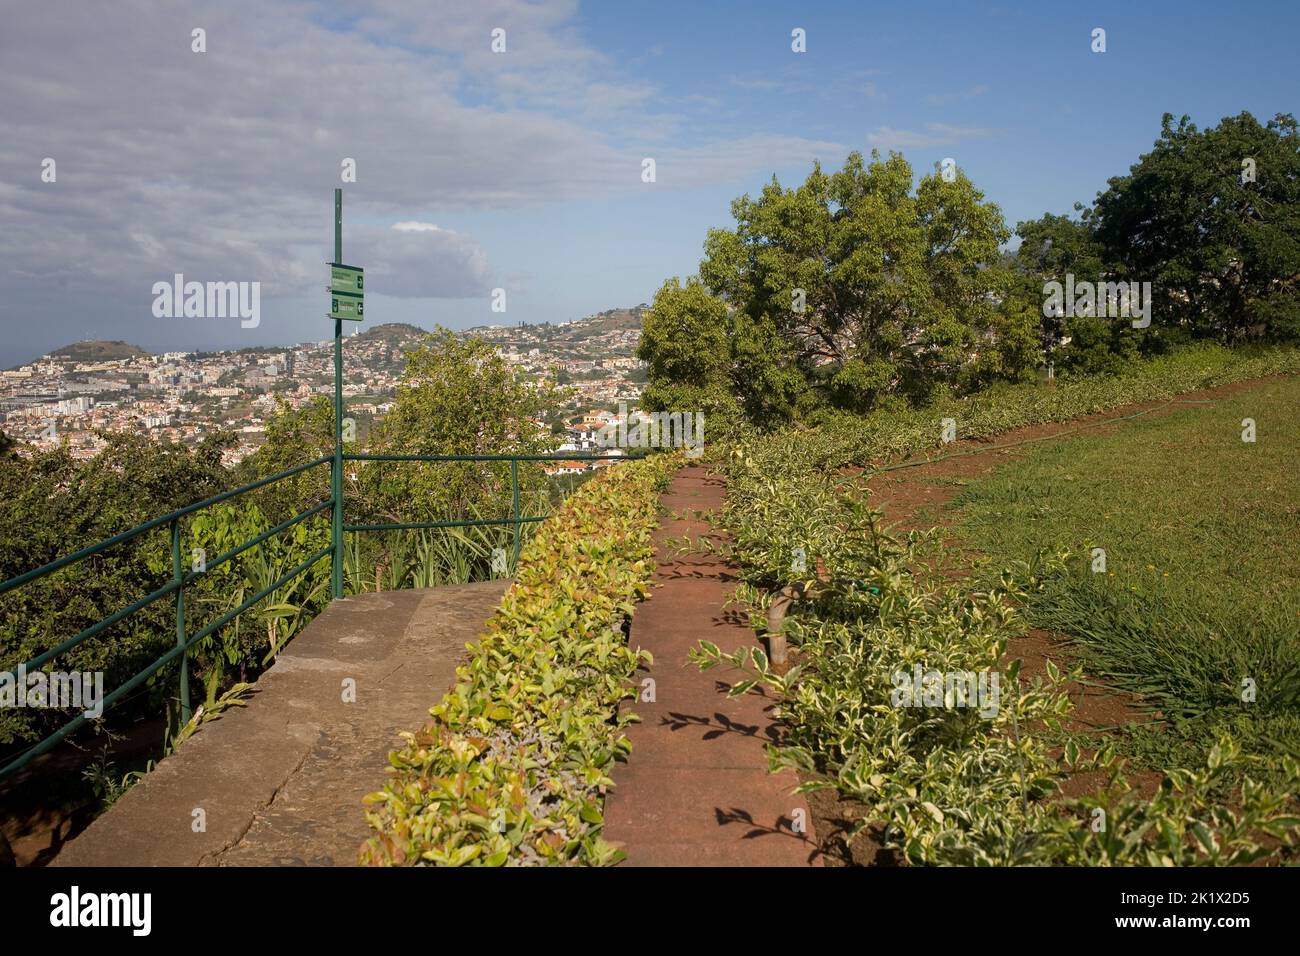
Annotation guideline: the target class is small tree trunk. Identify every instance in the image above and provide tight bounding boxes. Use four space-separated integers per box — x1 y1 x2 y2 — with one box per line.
765 583 803 668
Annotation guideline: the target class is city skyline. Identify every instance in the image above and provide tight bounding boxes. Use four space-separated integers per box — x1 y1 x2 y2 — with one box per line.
1 308 649 462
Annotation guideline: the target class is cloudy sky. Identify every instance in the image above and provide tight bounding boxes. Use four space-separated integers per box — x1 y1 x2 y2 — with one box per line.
1 0 1296 366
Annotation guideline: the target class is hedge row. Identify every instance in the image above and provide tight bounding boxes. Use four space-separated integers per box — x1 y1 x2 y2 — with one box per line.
360 454 676 866
774 344 1300 472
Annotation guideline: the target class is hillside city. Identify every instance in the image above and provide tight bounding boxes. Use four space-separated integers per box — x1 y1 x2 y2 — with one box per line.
0 307 648 466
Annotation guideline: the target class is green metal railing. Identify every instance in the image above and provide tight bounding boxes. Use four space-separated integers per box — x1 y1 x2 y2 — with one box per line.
0 449 635 781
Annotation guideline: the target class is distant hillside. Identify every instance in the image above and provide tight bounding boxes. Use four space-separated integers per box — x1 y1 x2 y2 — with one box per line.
30 307 645 369
466 304 647 340
353 322 428 347
586 305 647 330
50 340 149 363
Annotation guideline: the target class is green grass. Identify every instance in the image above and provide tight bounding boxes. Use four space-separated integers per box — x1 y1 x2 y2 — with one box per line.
954 375 1300 776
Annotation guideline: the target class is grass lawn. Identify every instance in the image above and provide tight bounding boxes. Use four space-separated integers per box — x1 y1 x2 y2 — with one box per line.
954 376 1300 777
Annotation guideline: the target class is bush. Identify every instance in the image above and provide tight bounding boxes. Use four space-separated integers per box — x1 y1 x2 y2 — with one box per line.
692 350 1300 864
782 344 1300 473
360 453 676 866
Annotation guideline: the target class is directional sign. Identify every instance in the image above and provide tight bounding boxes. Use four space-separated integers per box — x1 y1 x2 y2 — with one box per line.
329 291 363 321
328 262 363 321
330 262 364 295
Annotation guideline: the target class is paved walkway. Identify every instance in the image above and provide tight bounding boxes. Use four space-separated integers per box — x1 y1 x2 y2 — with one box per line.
54 582 507 867
604 466 820 866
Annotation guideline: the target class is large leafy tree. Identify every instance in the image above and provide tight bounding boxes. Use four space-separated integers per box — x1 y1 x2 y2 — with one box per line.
1086 111 1300 342
1013 213 1106 285
640 151 1036 423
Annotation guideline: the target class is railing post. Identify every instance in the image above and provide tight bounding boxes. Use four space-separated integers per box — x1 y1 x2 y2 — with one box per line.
510 457 521 571
171 518 190 724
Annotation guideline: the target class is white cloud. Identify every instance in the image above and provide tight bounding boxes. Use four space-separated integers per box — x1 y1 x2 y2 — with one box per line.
0 3 836 286
349 224 491 298
0 0 855 356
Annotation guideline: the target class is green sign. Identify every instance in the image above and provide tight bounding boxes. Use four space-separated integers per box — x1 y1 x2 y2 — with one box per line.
330 262 364 295
330 291 363 321
328 262 363 321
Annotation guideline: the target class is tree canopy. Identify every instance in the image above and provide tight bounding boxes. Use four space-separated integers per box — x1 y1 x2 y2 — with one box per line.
1086 111 1300 343
1012 111 1300 369
360 329 564 523
642 112 1300 426
639 150 1038 424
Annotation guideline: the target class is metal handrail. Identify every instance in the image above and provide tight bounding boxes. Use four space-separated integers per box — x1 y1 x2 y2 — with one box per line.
346 452 636 462
0 449 636 781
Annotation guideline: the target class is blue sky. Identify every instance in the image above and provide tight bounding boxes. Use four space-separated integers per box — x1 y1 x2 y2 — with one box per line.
1 0 1297 365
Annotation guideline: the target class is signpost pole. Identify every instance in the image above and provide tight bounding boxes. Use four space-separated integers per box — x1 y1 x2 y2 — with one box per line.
331 188 344 600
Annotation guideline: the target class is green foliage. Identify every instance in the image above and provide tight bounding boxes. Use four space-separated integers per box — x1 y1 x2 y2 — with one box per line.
183 502 331 675
1008 112 1300 371
759 344 1300 475
695 450 1077 865
693 354 1300 865
361 454 676 866
1008 212 1146 373
955 375 1300 776
639 151 1036 424
0 432 234 746
337 330 574 601
360 329 564 526
237 395 335 520
636 277 744 435
341 504 546 595
1014 214 1107 283
640 110 1300 429
1052 738 1300 866
1088 112 1300 344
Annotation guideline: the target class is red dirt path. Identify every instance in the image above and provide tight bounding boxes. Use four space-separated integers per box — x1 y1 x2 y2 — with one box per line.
603 465 821 866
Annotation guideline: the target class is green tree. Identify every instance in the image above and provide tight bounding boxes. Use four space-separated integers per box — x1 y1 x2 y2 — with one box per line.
637 277 741 427
361 329 564 524
1010 213 1139 374
0 431 235 746
1014 213 1106 280
239 395 336 520
640 151 1036 422
1087 111 1300 342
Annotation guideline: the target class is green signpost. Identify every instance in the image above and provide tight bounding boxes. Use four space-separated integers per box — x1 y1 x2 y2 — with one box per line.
330 191 349 599
330 263 364 294
329 292 363 321
329 262 364 320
